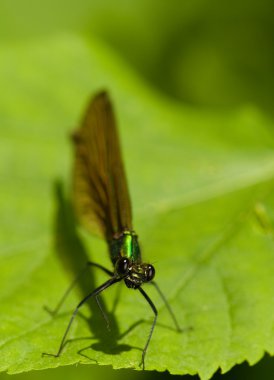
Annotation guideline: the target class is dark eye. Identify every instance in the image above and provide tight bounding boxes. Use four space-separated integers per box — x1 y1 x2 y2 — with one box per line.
145 264 155 282
116 258 130 276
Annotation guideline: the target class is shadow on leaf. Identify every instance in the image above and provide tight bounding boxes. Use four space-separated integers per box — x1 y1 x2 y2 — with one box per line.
44 179 141 361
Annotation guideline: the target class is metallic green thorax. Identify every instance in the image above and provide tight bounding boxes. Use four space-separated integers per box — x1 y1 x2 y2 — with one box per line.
109 230 141 265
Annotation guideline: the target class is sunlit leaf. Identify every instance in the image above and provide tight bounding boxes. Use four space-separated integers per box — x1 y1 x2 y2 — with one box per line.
0 34 274 380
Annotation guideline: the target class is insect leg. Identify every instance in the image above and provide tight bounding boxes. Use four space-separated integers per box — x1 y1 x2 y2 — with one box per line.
45 261 113 316
42 277 120 358
138 287 158 370
87 262 114 329
151 280 181 332
87 261 114 277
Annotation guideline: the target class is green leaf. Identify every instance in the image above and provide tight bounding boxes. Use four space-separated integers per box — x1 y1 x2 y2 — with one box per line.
0 33 274 380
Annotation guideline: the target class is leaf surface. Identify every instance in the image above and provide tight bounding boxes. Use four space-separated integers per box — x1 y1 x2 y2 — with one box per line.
0 34 274 380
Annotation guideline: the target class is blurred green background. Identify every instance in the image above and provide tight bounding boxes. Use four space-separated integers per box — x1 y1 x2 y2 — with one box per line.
1 0 274 116
1 0 274 379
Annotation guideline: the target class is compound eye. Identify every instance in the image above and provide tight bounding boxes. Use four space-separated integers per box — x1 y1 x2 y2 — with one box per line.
145 264 155 282
116 257 130 276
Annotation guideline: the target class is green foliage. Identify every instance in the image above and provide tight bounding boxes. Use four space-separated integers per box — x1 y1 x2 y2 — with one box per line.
1 1 274 378
1 33 274 379
1 0 274 114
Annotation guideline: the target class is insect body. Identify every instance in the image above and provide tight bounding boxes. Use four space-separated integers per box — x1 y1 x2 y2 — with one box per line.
43 92 180 369
110 230 155 289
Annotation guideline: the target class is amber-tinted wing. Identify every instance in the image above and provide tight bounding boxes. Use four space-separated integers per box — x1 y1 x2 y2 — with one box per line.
72 91 133 240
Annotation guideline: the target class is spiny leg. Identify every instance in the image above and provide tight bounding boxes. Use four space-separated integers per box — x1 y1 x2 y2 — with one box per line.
88 262 114 277
95 295 110 331
88 262 114 328
151 281 181 332
42 277 120 358
138 287 158 370
45 261 113 317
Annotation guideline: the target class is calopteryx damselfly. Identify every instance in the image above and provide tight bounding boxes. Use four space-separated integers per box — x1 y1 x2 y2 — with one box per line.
43 91 181 369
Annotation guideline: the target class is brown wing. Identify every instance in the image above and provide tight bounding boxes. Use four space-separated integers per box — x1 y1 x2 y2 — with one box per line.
72 91 133 240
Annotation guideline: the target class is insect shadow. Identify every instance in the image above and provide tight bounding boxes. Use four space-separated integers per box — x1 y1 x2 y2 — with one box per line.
44 180 142 361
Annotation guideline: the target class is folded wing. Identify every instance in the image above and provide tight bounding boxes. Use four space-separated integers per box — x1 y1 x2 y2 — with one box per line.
72 91 133 240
